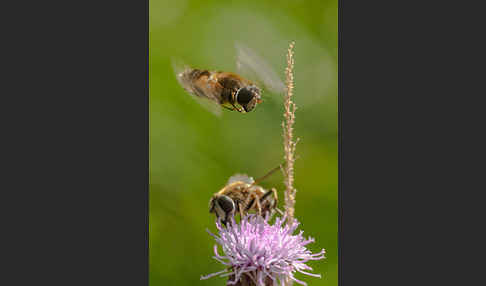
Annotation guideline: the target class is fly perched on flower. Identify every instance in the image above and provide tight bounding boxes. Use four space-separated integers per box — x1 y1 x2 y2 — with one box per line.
173 43 286 116
201 214 326 286
209 164 284 225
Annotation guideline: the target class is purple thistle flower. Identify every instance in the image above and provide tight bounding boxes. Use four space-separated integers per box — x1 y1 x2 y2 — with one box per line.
201 214 325 286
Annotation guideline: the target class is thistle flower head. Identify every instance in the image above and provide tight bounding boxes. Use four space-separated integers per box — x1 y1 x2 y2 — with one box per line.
201 214 325 286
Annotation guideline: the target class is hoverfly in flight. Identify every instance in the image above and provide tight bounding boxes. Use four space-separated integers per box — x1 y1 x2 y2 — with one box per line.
173 43 286 115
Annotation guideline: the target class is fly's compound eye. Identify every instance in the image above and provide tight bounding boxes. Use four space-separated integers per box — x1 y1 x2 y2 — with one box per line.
214 195 236 226
216 195 235 215
209 198 216 213
236 86 261 112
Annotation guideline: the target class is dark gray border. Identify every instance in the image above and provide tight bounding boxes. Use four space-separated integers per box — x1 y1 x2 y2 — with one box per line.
0 0 149 285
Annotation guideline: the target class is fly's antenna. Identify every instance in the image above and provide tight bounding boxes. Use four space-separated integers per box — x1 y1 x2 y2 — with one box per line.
252 162 286 186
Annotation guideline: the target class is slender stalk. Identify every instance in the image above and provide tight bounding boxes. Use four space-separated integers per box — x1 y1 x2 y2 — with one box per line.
282 41 298 223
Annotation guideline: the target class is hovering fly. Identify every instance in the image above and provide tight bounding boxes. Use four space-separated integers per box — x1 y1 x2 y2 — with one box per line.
173 43 286 115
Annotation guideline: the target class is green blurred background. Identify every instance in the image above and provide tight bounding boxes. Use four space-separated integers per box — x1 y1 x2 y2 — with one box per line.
150 0 337 285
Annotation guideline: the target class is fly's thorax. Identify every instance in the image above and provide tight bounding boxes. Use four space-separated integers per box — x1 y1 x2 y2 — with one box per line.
219 182 252 201
215 74 242 104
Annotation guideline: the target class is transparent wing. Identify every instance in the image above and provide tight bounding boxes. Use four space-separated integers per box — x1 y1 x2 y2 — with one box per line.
227 173 255 185
235 42 286 95
190 95 223 117
172 58 223 117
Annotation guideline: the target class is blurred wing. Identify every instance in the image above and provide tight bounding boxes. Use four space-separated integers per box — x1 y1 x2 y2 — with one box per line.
227 173 255 185
191 95 223 117
235 42 286 95
172 58 223 117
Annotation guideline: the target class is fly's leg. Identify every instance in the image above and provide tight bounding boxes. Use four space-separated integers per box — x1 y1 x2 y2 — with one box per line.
237 201 245 219
222 104 244 112
260 188 278 216
243 191 256 214
243 190 262 215
222 105 237 112
254 196 262 216
230 90 245 113
230 102 244 113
